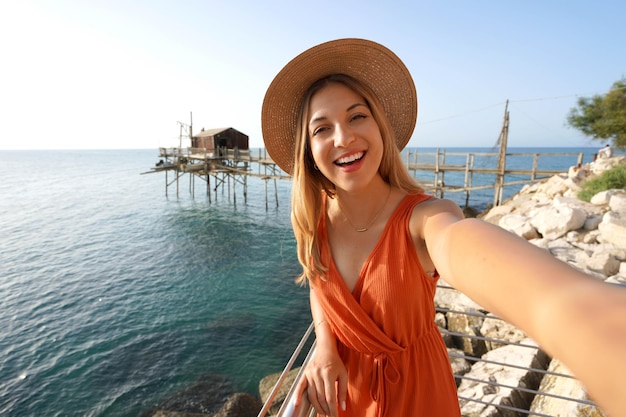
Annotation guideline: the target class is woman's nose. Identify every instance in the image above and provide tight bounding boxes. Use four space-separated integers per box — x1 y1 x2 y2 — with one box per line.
334 124 355 148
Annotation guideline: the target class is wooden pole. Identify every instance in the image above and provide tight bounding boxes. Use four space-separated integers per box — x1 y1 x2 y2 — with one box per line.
434 148 440 197
464 154 471 206
208 174 212 203
493 100 509 207
439 149 446 198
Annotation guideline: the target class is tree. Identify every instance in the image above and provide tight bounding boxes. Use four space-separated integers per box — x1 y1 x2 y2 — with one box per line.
567 78 626 150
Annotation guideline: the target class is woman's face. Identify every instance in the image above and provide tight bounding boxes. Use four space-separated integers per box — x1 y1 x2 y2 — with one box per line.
307 82 384 192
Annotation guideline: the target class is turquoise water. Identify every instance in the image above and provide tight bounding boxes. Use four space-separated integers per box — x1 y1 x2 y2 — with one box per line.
0 150 309 417
0 147 606 416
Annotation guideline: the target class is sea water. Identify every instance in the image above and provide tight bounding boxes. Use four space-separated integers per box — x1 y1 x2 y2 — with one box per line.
0 147 603 416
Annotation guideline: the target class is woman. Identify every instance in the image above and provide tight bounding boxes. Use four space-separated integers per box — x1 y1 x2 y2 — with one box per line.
261 38 626 417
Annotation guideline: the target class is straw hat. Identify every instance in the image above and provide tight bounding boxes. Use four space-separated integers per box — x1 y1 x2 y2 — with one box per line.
261 38 418 174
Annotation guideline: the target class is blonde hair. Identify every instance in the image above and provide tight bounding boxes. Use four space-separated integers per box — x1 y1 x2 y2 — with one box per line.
291 74 424 285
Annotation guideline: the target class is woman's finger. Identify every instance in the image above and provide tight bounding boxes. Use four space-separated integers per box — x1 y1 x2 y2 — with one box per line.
306 379 323 415
323 379 339 417
293 373 308 407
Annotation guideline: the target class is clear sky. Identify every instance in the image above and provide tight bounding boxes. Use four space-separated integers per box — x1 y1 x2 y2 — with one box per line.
1 0 624 150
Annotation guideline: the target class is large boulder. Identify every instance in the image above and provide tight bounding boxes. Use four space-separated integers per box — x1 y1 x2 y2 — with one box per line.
259 367 300 416
447 309 487 357
529 205 587 240
590 189 624 206
590 155 626 175
609 191 626 212
480 315 528 351
499 213 540 240
535 174 571 198
530 360 608 417
597 211 626 249
214 393 262 417
457 339 550 416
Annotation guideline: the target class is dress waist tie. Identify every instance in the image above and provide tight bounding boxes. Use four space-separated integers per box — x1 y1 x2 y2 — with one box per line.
370 352 400 417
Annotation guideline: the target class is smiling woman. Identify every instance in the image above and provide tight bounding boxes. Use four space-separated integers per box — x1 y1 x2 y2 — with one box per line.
260 38 626 417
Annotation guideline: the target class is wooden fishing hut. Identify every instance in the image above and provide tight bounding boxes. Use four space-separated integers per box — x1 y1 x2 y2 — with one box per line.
192 127 249 155
144 123 290 207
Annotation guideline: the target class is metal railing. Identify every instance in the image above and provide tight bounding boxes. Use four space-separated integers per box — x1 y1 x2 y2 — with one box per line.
257 323 316 417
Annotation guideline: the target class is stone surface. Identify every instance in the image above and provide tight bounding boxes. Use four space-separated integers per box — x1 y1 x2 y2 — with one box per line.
598 211 626 248
530 360 608 417
258 368 300 416
214 393 262 417
499 213 540 239
457 339 550 417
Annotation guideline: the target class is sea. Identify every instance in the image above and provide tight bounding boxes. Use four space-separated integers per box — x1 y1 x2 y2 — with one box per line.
0 146 613 416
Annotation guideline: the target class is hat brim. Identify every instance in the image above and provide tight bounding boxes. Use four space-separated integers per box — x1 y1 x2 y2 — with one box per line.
261 38 417 175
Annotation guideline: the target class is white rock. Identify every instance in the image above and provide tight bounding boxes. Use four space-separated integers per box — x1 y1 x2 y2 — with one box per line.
590 189 620 205
609 192 626 212
586 251 620 277
435 281 484 311
582 229 600 244
563 177 583 193
568 165 588 182
590 155 626 175
480 315 527 351
536 174 570 198
530 359 605 417
530 206 587 240
499 214 540 240
606 274 626 285
482 204 514 223
598 211 626 249
553 195 605 216
583 215 602 230
546 238 578 262
458 339 549 416
591 243 626 261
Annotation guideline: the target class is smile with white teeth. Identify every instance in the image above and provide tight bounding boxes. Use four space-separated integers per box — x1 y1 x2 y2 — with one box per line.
335 152 365 166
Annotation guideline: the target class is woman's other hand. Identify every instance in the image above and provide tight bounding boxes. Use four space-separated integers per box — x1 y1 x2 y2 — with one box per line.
294 347 348 417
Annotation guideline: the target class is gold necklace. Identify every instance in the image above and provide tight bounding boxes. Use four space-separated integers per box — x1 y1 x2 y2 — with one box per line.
337 185 391 232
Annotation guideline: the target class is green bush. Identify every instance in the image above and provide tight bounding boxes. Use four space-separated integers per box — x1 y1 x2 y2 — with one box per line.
578 163 626 201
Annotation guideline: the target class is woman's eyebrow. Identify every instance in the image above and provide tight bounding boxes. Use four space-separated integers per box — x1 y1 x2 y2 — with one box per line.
347 102 368 111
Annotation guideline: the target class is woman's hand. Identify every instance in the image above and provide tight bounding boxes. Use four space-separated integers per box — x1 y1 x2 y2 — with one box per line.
294 346 348 417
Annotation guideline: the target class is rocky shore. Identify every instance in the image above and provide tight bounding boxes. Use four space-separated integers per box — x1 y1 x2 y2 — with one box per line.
150 155 625 417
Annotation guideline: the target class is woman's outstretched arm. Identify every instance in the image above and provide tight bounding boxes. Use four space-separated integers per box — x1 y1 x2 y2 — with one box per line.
421 199 626 417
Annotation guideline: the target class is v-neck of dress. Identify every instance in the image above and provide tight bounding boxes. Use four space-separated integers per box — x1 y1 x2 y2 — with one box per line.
322 193 413 297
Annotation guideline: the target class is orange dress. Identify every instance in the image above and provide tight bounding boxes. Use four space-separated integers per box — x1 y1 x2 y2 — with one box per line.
311 193 461 417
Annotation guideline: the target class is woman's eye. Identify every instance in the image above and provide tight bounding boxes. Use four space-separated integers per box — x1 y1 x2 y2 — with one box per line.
351 114 366 122
312 126 327 136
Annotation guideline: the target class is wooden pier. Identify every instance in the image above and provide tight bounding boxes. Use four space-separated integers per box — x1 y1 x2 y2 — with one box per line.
142 146 291 208
143 145 584 210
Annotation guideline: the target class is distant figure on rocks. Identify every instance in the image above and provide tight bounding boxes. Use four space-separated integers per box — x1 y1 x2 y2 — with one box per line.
598 144 613 159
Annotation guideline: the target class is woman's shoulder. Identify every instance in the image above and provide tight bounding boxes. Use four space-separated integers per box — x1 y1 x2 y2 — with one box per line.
408 197 464 240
